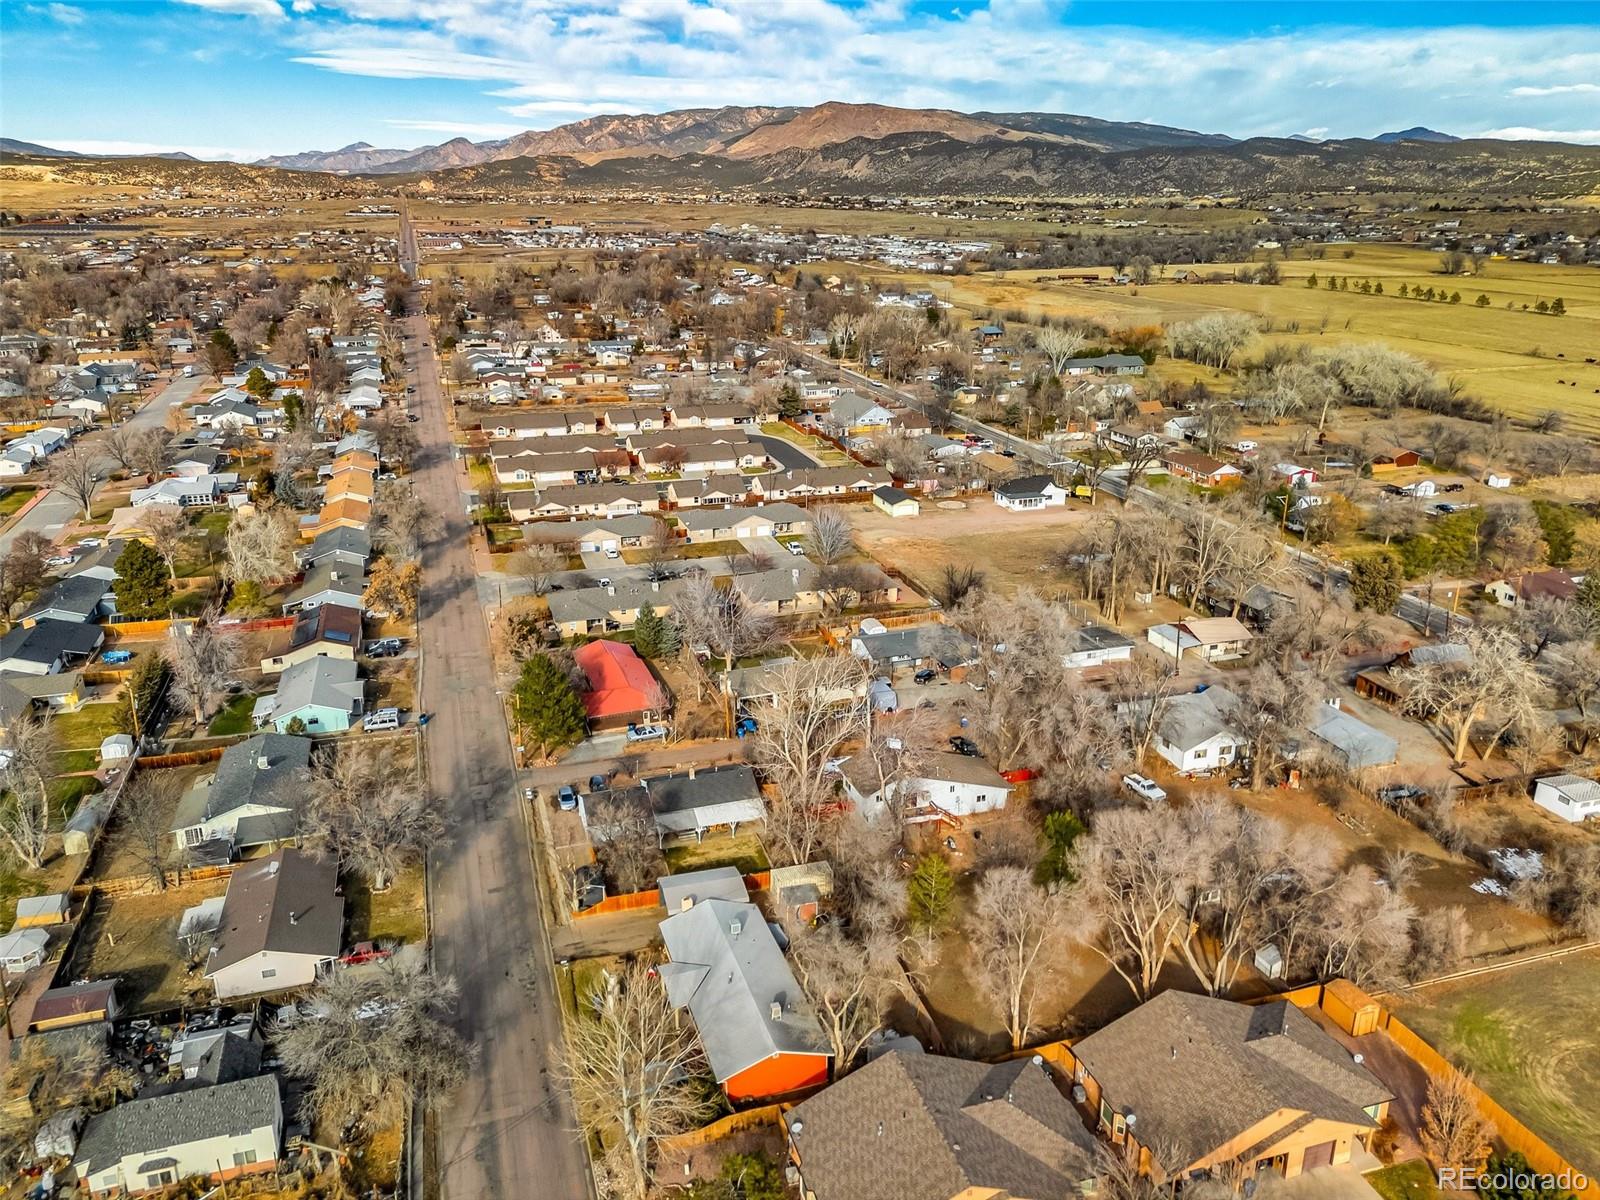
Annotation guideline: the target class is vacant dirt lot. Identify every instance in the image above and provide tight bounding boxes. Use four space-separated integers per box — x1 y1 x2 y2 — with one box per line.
849 499 1093 595
68 878 229 1013
1397 952 1600 1176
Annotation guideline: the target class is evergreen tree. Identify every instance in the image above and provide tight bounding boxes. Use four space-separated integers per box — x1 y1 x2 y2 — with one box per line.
907 854 956 933
112 540 173 618
1477 1151 1576 1200
633 604 669 657
1476 294 1491 307
1306 273 1318 289
511 654 588 759
244 367 274 401
1035 810 1086 887
1349 549 1404 613
1550 297 1565 316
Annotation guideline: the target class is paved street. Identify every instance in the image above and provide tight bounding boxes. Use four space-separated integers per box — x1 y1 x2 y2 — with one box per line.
0 371 206 555
750 431 819 471
405 305 589 1200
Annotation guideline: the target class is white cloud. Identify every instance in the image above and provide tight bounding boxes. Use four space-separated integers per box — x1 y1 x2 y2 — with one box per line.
175 0 284 18
42 4 86 25
386 118 525 137
1475 126 1600 143
1510 83 1600 96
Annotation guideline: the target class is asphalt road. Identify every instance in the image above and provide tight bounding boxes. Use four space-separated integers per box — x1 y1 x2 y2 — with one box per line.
0 371 207 556
750 431 820 471
406 305 589 1200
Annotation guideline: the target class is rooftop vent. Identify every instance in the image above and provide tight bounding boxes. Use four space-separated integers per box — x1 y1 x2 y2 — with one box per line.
770 1001 783 1021
729 917 743 936
256 755 271 770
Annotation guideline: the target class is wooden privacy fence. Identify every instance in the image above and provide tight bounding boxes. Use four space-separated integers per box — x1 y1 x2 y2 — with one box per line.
139 746 228 769
657 1104 787 1153
576 871 774 919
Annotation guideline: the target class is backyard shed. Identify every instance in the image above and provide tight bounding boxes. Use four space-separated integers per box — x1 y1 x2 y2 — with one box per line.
14 893 69 928
0 928 49 972
1322 978 1381 1037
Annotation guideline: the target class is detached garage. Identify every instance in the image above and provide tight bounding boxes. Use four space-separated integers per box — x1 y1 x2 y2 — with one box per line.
1532 774 1600 823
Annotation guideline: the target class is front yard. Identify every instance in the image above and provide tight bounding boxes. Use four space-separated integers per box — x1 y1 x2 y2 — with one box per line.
342 862 427 946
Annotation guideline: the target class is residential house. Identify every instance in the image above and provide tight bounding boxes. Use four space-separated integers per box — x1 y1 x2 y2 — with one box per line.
822 393 894 436
298 498 372 541
574 639 668 732
0 618 104 676
492 449 612 487
1102 426 1164 454
190 397 277 431
524 516 659 554
1273 463 1319 487
784 1048 1100 1200
253 656 363 734
205 849 342 1000
23 573 114 624
658 892 829 1101
1305 702 1398 772
851 752 1013 825
639 440 765 475
601 406 664 434
170 733 313 855
739 564 827 617
1063 352 1146 376
295 526 371 572
74 1074 282 1198
1362 441 1421 472
1532 774 1600 823
323 467 376 506
1485 569 1579 608
281 563 367 615
547 578 689 638
1146 616 1254 663
668 400 763 429
1162 451 1243 488
675 503 811 544
515 481 662 520
260 603 362 673
871 486 921 518
724 655 870 710
754 466 892 500
0 426 70 476
1353 642 1471 706
658 866 748 914
484 410 591 438
642 763 765 845
666 475 754 508
849 622 977 674
1069 991 1391 1180
994 475 1068 511
1064 624 1135 670
130 474 233 508
0 671 87 730
1154 687 1243 772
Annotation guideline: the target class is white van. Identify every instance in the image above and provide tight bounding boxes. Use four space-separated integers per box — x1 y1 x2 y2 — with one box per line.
362 707 401 732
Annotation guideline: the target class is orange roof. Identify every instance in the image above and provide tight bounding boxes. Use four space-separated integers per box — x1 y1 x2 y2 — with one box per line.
331 450 379 472
574 639 661 720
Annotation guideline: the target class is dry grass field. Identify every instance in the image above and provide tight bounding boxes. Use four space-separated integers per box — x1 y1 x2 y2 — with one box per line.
1396 952 1600 1176
848 499 1092 595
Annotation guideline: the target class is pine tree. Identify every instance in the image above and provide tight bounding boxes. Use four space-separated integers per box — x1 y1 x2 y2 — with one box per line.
907 854 956 933
1306 273 1318 289
633 604 667 657
511 654 588 759
112 540 173 618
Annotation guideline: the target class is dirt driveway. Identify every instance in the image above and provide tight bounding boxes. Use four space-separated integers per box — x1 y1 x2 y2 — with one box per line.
848 499 1093 593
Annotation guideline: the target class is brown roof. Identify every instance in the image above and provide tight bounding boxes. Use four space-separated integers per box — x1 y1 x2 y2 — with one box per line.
29 980 118 1027
1071 992 1391 1171
785 1049 1098 1200
1163 450 1235 478
206 848 343 974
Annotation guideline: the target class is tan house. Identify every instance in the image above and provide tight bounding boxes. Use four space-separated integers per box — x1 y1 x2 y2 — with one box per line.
300 497 372 540
1070 991 1391 1180
260 603 363 674
205 849 343 1000
323 467 375 505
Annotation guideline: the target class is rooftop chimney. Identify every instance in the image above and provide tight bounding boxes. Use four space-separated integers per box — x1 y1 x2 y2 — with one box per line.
730 917 743 936
791 568 800 584
680 896 694 912
687 765 696 780
605 584 615 596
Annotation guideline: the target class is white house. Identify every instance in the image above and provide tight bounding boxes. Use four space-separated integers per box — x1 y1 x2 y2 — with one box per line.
74 1075 282 1198
870 753 1014 824
131 473 233 508
1532 774 1600 823
1146 617 1254 663
1064 625 1136 670
1154 688 1243 773
993 475 1068 511
204 849 343 1000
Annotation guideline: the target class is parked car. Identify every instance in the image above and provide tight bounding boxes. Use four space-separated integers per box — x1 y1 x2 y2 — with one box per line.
787 541 806 556
588 774 609 792
604 547 621 560
913 668 938 684
363 707 401 733
557 785 579 811
406 413 420 422
627 723 666 743
366 637 403 658
1122 774 1168 803
949 735 980 757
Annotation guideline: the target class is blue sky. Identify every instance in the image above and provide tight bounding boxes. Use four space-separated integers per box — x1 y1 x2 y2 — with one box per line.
3 0 1599 159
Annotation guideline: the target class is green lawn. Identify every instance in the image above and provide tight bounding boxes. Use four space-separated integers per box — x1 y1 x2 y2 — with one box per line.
0 487 38 520
207 692 260 737
49 703 126 749
662 832 770 876
48 773 101 814
620 539 745 565
1364 1161 1437 1200
53 748 100 775
489 523 523 546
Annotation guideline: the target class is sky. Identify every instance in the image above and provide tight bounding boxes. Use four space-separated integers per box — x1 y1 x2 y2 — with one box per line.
3 0 1599 159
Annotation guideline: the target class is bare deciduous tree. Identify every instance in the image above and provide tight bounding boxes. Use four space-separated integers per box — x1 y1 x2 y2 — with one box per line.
506 541 565 597
129 428 167 479
102 425 136 470
113 770 179 891
46 443 102 520
0 712 58 868
224 507 296 584
1418 1070 1493 1170
804 505 854 566
675 572 773 675
303 745 441 891
588 791 664 894
374 479 438 561
277 959 469 1131
784 917 899 1072
1034 325 1091 378
1395 625 1544 762
947 590 1076 771
564 958 715 1200
166 618 241 726
141 506 190 579
968 866 1070 1049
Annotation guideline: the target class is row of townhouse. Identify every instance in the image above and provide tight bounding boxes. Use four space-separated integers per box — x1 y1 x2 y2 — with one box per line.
504 465 894 520
482 398 772 441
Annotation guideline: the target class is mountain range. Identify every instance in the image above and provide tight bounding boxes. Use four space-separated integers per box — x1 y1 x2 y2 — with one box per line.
6 105 1598 197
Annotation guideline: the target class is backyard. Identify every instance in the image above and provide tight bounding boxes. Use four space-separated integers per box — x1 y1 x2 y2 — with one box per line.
1396 952 1600 1176
661 830 770 875
66 878 230 1013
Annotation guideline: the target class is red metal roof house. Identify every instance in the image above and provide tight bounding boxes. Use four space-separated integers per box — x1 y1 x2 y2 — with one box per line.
573 639 668 731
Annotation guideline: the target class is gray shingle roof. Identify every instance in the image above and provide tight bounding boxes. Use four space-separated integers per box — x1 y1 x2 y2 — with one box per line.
1071 992 1391 1171
206 849 342 974
172 732 312 832
0 617 104 666
785 1049 1098 1200
658 897 826 1083
75 1074 279 1175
